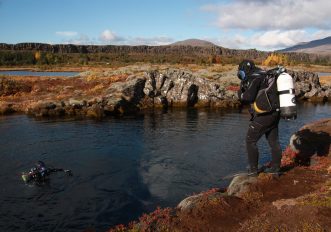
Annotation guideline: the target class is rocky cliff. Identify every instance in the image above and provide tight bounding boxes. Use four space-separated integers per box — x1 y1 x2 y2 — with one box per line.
0 42 263 56
0 42 319 65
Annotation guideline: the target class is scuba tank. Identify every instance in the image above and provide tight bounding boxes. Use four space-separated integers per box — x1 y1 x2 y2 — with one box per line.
277 72 297 120
250 66 297 120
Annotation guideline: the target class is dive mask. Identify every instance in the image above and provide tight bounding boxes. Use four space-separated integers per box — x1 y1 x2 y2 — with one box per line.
237 70 246 81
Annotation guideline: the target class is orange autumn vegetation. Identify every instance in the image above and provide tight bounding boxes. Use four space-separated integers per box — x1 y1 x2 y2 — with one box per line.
262 53 289 66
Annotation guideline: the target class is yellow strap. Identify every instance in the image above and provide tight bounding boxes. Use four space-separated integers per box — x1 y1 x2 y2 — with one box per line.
253 102 267 114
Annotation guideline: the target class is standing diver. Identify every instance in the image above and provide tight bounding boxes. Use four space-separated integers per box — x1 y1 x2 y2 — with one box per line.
22 161 73 184
237 60 282 176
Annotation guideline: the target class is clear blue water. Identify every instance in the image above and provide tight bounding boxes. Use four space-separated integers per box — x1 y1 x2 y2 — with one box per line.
0 70 79 77
318 72 331 77
0 103 330 232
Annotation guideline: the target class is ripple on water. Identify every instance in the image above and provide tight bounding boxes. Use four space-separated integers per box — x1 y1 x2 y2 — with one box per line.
0 103 330 231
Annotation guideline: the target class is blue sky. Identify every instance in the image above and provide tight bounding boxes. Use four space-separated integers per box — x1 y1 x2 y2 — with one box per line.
1 0 330 51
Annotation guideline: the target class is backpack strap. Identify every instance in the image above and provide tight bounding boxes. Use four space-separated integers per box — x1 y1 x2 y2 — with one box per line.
278 89 295 95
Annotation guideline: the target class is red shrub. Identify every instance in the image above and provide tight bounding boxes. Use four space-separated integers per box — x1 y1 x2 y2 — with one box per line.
281 146 298 167
226 85 240 91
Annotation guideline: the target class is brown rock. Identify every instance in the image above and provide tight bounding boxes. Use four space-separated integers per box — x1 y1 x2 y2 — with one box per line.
86 104 105 118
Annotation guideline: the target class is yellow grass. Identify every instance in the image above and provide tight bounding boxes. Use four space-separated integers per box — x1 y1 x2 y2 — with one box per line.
319 76 331 85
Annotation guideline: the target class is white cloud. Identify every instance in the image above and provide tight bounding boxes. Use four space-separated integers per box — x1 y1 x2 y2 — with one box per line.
99 29 173 45
251 30 308 49
99 29 123 42
203 0 331 30
55 31 78 37
57 29 174 46
211 29 331 51
201 0 331 50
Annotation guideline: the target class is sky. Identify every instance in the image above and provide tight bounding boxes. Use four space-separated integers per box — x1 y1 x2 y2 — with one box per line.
0 0 331 51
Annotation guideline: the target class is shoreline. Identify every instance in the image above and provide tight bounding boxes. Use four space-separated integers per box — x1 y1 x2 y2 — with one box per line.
1 63 331 73
108 118 331 231
1 66 330 118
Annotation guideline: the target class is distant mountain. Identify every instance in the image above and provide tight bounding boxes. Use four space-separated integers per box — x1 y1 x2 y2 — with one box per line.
171 39 217 47
280 36 331 55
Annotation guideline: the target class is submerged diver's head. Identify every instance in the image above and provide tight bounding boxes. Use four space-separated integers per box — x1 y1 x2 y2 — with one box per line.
237 60 256 81
21 161 47 183
35 161 46 169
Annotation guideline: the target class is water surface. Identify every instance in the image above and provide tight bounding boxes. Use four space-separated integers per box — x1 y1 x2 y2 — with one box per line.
0 103 330 231
0 70 79 77
318 72 331 77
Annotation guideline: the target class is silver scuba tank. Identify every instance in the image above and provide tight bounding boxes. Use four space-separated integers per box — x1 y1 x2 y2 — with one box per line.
277 72 297 120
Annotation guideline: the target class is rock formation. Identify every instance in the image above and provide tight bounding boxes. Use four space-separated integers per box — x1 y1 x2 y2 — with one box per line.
0 67 330 117
290 118 331 164
289 70 330 102
1 42 324 65
142 69 240 109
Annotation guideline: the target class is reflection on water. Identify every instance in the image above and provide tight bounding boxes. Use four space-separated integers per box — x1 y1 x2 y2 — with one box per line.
0 103 330 231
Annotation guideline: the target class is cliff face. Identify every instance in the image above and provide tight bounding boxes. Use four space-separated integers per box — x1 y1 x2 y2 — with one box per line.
1 43 326 65
0 42 266 56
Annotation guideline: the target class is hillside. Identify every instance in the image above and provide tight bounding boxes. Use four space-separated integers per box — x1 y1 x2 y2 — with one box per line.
0 41 329 66
0 42 270 65
280 36 331 55
171 39 216 47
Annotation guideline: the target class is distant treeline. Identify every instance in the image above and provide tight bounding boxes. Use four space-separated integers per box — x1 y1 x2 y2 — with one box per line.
0 43 330 66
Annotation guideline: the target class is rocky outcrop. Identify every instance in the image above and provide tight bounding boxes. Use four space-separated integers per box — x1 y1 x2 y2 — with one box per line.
18 69 241 118
177 191 226 212
24 77 146 118
2 42 323 65
290 118 331 165
0 102 15 114
0 42 268 58
289 70 330 102
1 67 330 117
142 69 240 109
227 175 259 197
142 69 331 108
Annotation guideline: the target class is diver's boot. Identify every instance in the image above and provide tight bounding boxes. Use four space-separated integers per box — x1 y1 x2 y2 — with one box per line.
264 166 282 176
247 167 258 177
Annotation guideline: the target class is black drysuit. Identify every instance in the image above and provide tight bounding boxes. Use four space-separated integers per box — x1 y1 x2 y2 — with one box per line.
239 73 282 171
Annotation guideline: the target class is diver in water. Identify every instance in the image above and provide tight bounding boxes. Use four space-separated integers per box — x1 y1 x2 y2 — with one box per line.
21 161 73 184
